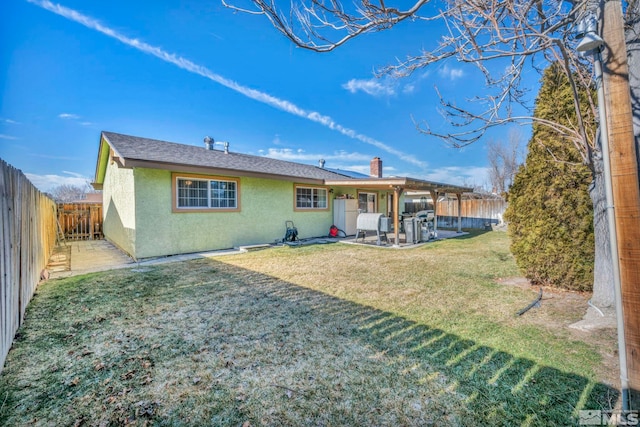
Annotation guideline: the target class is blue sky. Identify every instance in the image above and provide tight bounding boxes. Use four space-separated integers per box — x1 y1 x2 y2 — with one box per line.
1 0 534 193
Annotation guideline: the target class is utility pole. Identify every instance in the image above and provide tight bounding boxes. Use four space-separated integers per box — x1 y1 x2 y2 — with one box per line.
600 0 640 407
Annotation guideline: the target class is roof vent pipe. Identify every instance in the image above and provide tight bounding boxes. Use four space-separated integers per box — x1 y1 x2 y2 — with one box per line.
223 141 229 154
204 136 214 150
319 159 325 168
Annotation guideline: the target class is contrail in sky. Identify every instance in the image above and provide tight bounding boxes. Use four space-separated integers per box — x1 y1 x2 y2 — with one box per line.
29 0 426 168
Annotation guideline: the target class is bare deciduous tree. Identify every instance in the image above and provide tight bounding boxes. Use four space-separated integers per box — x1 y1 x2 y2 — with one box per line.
50 184 89 203
487 130 523 195
222 0 640 313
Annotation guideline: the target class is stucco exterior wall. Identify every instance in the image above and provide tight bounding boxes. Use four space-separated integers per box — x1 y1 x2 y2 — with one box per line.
132 168 336 258
102 161 136 257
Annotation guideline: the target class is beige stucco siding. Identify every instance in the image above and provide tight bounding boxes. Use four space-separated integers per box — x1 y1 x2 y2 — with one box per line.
132 168 334 258
102 161 136 257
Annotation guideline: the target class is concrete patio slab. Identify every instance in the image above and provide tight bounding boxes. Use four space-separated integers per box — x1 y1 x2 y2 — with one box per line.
48 240 135 279
339 229 469 248
47 240 246 279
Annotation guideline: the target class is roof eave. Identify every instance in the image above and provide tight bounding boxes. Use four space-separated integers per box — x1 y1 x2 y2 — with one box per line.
93 133 110 185
325 177 473 193
118 158 327 184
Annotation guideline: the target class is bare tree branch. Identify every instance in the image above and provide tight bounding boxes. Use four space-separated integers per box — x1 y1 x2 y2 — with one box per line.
222 0 430 52
222 0 618 164
50 184 91 203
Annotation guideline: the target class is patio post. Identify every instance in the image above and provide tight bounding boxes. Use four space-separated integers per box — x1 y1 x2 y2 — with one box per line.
456 193 463 233
429 190 439 234
393 186 403 246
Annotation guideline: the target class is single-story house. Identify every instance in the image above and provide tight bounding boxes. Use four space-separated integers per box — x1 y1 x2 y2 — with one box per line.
92 131 472 259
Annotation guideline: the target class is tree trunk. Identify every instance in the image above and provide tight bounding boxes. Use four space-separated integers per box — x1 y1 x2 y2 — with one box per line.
590 156 615 308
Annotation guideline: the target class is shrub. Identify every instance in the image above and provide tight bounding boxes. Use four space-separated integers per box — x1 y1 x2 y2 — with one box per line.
504 63 595 291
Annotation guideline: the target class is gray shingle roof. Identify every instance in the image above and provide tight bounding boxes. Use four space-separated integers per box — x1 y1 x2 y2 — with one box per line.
102 131 353 181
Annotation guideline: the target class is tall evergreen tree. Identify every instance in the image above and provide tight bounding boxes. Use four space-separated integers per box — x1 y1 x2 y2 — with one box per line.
505 63 595 291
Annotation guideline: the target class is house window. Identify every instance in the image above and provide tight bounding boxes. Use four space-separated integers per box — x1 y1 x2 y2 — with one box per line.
210 180 237 208
296 186 327 209
358 192 377 213
176 176 237 210
177 178 209 208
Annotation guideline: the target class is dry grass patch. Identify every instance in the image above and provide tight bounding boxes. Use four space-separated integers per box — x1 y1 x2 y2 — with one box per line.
0 231 618 426
221 232 612 376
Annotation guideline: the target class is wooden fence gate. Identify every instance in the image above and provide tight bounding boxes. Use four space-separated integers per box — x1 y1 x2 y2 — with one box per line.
57 203 103 240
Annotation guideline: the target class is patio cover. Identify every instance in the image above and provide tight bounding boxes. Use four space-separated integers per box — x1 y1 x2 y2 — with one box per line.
325 177 473 246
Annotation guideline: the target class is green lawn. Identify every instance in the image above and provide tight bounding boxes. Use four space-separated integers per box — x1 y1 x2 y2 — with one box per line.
0 231 618 426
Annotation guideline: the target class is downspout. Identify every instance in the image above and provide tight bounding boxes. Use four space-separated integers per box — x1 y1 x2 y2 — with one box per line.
594 49 629 410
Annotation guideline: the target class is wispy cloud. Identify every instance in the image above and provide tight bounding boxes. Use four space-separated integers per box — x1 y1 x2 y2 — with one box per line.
342 78 396 96
29 0 425 168
271 135 285 146
0 134 18 140
59 112 92 125
402 84 416 94
343 76 419 97
438 65 464 81
421 165 488 187
261 148 372 163
62 170 86 178
59 113 80 119
3 119 20 124
25 172 91 192
262 147 406 177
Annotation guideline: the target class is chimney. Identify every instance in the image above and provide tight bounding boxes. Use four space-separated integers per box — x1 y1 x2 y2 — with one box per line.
370 157 382 178
204 136 214 150
319 159 325 168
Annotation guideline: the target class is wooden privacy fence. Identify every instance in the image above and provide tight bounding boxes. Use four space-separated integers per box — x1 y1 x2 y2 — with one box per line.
436 197 507 229
58 203 103 240
1 159 56 372
405 195 507 229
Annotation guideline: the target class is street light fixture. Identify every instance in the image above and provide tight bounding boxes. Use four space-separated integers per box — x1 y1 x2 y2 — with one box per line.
576 14 604 52
576 31 605 52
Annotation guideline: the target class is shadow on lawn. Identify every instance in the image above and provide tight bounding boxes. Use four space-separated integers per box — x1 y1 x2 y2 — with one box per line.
435 228 493 240
1 257 618 426
203 258 618 426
